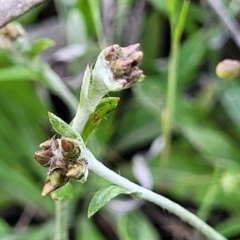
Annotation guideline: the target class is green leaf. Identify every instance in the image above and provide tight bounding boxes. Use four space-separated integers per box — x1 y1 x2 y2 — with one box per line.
216 216 240 239
141 12 161 71
29 38 55 58
178 31 207 87
48 112 79 139
221 83 240 130
87 0 106 48
0 218 10 236
147 0 167 13
51 182 73 201
0 222 53 240
118 211 159 240
82 97 120 141
48 112 89 160
0 66 40 81
76 217 105 240
48 112 80 141
181 124 240 162
39 61 78 112
88 185 133 218
66 9 88 45
111 98 160 152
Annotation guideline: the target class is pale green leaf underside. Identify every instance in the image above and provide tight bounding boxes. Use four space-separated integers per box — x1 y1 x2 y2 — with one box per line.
88 185 133 218
48 112 77 138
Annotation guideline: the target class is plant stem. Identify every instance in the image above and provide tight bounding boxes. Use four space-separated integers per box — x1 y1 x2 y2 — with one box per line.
87 150 226 240
161 0 190 166
49 108 226 240
161 42 178 166
88 0 107 49
54 200 69 240
196 168 220 221
53 68 97 239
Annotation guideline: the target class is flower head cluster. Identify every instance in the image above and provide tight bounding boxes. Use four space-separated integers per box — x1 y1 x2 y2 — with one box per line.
0 23 25 49
91 43 145 93
34 138 88 196
72 43 145 134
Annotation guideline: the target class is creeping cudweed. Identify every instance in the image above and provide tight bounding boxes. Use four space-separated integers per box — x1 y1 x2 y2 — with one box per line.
34 138 88 196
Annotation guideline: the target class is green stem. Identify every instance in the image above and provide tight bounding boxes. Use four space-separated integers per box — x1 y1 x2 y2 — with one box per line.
87 151 226 240
161 0 190 166
88 0 107 49
49 112 226 240
197 168 220 221
41 62 78 113
161 39 179 166
167 43 178 126
54 200 69 240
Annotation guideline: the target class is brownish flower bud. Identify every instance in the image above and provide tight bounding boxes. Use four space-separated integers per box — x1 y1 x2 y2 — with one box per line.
129 68 144 81
66 165 81 179
120 44 140 58
41 181 56 197
61 138 80 159
104 45 117 61
90 43 144 94
111 59 134 77
61 138 74 152
34 150 52 167
128 51 143 65
41 168 68 196
40 139 59 150
66 160 88 182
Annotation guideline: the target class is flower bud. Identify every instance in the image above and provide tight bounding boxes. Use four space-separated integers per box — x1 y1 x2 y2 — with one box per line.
128 51 143 65
66 160 88 183
40 139 59 150
34 149 52 167
104 45 117 61
91 43 144 93
41 168 68 196
216 59 240 79
61 138 80 159
120 44 140 58
110 59 134 77
0 23 26 49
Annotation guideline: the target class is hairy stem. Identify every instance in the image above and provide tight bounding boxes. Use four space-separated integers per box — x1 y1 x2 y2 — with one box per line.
87 151 226 240
49 109 226 240
54 200 69 240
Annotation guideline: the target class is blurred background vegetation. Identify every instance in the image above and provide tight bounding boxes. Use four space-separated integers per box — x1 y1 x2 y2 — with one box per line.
0 0 240 239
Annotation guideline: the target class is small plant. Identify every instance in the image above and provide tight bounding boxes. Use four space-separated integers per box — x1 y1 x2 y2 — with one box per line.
34 43 226 240
2 0 238 239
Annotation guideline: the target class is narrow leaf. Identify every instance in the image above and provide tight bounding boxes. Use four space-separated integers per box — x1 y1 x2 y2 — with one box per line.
51 182 73 201
29 38 55 58
88 185 133 218
0 66 40 81
48 112 80 139
82 97 119 141
118 211 159 240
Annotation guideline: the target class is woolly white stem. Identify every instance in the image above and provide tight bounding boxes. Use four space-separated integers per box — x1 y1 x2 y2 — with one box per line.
54 200 69 240
87 151 226 240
